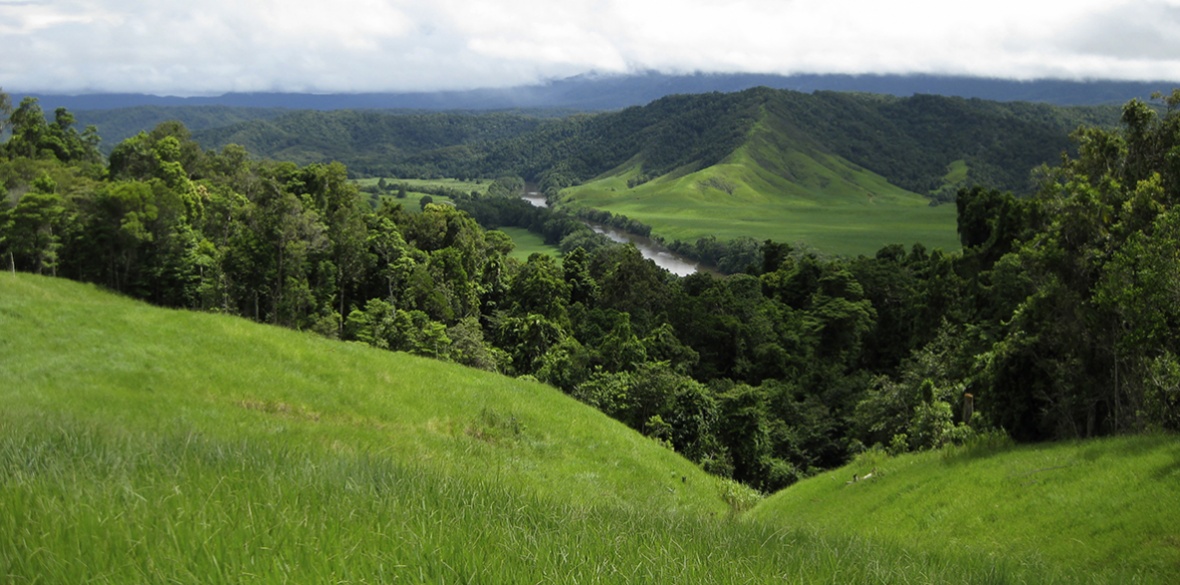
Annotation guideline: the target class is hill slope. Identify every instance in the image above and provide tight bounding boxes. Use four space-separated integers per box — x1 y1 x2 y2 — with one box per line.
0 273 734 515
747 437 1180 582
73 105 289 154
2 273 1175 583
550 88 1116 254
182 88 1120 195
556 91 965 253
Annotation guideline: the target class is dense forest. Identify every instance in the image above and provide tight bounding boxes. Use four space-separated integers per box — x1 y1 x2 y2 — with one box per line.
180 88 1122 200
3 88 1178 491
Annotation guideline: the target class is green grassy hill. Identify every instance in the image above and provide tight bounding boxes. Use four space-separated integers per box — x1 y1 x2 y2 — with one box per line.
0 273 734 516
558 101 961 254
747 436 1180 582
550 89 1122 255
4 272 1173 583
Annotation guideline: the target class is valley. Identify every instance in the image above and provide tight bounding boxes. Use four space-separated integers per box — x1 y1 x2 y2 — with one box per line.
172 87 1119 259
2 83 1178 583
556 157 961 257
518 184 704 275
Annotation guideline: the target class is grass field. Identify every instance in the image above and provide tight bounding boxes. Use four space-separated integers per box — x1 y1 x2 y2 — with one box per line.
493 226 561 260
2 273 1172 583
0 273 731 516
558 125 961 256
748 435 1180 583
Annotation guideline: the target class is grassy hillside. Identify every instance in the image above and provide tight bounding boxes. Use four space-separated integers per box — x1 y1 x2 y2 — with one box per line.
549 90 1124 256
558 100 962 255
747 436 1180 582
0 273 733 515
0 273 777 582
3 273 1172 583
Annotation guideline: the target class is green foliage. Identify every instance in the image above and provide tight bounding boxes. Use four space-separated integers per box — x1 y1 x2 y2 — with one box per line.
509 252 571 325
3 97 102 164
3 173 65 275
193 109 546 178
486 175 524 198
0 88 11 135
74 105 288 153
967 93 1180 439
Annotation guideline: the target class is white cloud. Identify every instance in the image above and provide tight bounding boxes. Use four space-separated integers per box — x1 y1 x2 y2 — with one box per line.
1 0 1178 95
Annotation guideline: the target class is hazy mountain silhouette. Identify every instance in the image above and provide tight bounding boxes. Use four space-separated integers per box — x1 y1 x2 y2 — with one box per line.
27 72 1177 112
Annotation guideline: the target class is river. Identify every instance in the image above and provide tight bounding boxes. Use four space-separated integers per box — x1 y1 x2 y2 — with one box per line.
521 189 703 276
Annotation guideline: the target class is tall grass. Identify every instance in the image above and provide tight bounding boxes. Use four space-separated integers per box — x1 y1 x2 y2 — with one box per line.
0 273 738 518
748 434 1180 583
1 274 1168 583
0 413 1123 584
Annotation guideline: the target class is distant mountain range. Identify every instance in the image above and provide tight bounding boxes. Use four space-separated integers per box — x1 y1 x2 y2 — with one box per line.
185 87 1121 198
25 72 1180 112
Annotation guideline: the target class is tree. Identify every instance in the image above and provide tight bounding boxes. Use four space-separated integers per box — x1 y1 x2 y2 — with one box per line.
344 297 398 349
0 88 12 136
296 163 370 335
3 174 65 275
109 131 162 181
968 91 1180 438
598 313 647 372
447 316 501 372
510 253 571 325
807 264 876 366
83 181 159 292
6 97 47 159
593 244 669 331
562 246 598 307
496 313 565 375
717 384 778 489
1094 206 1180 431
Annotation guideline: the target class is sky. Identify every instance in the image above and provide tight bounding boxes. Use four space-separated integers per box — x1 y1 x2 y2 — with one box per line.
3 0 1180 95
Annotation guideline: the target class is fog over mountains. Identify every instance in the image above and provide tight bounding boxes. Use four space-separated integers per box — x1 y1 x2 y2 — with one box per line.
26 72 1180 112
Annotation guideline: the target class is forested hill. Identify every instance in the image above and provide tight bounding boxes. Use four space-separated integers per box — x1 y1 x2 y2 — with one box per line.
74 105 289 153
191 110 547 179
182 88 1122 198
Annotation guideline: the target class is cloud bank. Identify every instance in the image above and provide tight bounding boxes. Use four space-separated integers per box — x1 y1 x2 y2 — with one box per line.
2 0 1179 95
